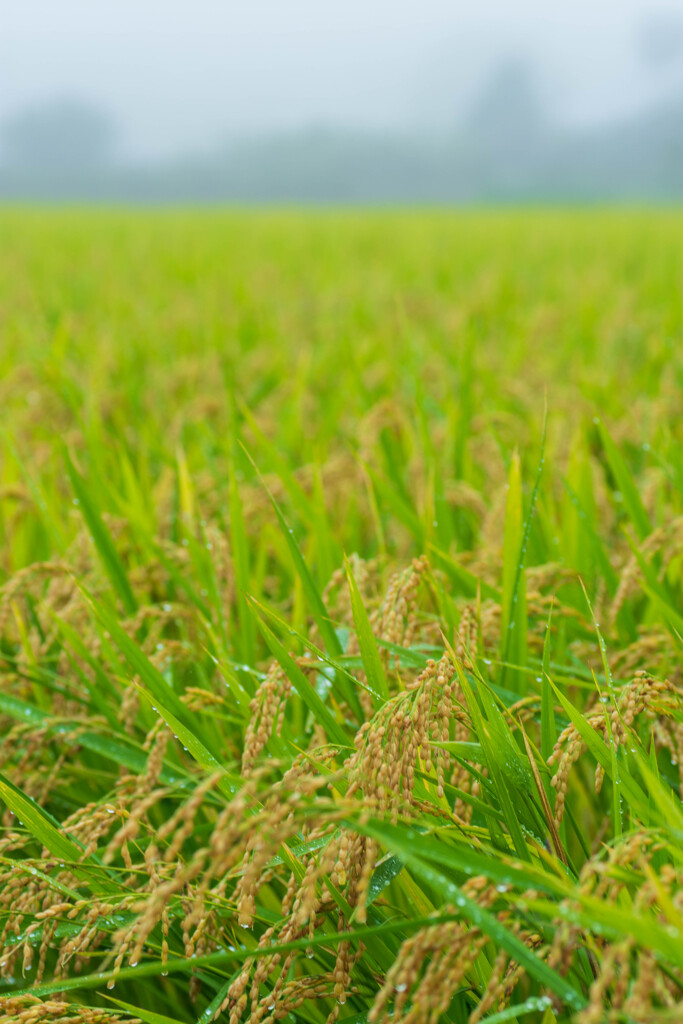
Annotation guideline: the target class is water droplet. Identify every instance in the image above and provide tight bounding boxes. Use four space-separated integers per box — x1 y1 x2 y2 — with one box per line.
107 980 116 990
394 983 408 993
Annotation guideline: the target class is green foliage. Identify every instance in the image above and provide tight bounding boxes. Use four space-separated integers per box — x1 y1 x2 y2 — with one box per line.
0 210 682 1024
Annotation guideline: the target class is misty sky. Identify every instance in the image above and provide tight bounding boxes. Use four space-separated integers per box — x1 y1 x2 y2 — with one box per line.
3 1 683 160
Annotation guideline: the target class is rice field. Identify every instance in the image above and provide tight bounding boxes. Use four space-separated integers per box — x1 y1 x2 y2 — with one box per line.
1 209 682 1024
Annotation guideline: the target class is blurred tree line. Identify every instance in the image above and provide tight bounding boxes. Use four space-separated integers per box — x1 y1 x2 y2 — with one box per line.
1 61 682 202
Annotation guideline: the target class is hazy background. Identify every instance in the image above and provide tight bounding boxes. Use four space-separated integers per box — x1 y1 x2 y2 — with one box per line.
2 1 683 201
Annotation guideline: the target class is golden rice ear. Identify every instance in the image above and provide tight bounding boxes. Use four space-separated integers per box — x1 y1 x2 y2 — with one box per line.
4 214 683 1024
548 673 679 827
242 661 291 774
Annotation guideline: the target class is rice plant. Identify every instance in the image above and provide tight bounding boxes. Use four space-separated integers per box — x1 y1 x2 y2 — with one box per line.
1 210 682 1024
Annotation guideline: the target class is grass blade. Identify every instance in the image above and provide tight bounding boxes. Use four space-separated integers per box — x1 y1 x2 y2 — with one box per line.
65 450 137 615
345 555 389 702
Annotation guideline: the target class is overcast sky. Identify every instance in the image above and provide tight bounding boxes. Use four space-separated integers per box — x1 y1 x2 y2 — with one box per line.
3 1 683 160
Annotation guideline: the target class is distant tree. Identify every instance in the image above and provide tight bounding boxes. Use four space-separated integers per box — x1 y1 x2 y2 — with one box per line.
465 59 547 144
2 99 115 170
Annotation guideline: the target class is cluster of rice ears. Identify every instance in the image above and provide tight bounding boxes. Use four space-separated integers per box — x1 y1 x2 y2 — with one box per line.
1 212 682 1024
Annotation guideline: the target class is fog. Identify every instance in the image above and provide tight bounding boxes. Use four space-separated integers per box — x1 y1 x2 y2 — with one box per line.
2 1 683 200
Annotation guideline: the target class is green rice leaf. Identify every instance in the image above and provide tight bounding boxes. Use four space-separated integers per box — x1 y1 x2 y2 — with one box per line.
345 555 389 702
65 449 138 615
252 605 351 749
597 419 652 541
